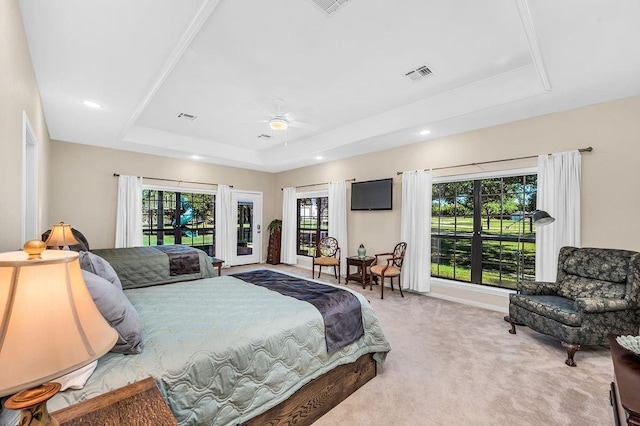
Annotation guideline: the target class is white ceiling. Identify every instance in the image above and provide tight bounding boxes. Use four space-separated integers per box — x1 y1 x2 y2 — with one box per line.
19 0 640 172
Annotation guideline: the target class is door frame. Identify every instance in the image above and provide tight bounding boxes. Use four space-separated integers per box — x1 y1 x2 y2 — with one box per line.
22 111 38 244
231 190 262 266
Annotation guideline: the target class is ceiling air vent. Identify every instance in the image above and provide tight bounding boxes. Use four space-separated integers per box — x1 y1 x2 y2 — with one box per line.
257 134 271 139
405 65 433 82
310 0 351 16
177 112 197 121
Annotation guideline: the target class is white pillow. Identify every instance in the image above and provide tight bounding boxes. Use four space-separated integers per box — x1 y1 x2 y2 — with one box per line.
53 360 98 391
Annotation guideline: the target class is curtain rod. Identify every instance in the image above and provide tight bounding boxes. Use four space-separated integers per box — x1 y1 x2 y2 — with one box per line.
113 173 233 188
396 147 593 175
281 178 356 191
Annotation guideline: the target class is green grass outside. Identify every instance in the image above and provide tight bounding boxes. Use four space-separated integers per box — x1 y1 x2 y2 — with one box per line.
431 222 536 289
142 234 214 246
432 216 535 238
142 222 254 247
430 264 523 290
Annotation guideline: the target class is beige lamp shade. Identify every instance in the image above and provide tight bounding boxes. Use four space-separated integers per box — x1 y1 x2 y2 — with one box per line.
0 247 117 397
44 222 79 248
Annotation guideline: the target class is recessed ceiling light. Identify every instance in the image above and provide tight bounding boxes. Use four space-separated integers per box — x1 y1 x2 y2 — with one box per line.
419 129 431 136
190 155 202 160
315 156 323 160
82 100 102 109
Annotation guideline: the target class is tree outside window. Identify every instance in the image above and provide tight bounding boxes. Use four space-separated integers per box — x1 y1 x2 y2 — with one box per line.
297 197 329 256
431 174 537 290
142 189 216 256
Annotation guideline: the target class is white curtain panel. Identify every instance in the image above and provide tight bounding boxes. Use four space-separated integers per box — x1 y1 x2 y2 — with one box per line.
401 170 432 293
115 175 143 248
328 181 348 275
536 150 581 281
281 187 298 265
215 184 235 265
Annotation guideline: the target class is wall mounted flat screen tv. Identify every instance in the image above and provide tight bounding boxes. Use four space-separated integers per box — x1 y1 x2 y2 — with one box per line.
351 178 393 211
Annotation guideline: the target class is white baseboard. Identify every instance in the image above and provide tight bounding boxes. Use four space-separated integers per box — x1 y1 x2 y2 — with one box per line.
424 292 509 313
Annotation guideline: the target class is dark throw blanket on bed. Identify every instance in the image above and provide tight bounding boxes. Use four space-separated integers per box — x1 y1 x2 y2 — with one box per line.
154 245 201 275
231 270 364 353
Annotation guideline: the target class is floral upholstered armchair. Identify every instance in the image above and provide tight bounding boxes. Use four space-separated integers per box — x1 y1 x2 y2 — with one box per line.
507 246 640 367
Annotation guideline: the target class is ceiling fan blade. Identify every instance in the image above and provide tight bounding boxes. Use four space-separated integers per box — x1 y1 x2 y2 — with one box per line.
234 119 269 125
289 120 317 130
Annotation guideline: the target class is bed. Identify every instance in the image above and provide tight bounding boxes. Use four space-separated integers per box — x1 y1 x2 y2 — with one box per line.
45 267 391 425
89 245 217 289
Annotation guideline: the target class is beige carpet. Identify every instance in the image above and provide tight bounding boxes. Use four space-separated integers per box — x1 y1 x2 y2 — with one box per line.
225 264 614 426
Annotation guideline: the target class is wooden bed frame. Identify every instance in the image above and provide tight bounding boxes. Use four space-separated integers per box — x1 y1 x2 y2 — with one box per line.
50 354 376 425
243 353 377 425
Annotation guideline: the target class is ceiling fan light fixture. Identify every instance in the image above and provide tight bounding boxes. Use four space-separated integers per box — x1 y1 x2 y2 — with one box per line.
269 117 288 131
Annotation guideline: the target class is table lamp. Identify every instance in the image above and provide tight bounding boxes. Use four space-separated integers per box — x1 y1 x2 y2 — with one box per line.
44 222 79 250
0 240 117 426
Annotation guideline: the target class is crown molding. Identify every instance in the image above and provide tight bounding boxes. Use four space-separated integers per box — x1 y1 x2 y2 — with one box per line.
516 0 551 91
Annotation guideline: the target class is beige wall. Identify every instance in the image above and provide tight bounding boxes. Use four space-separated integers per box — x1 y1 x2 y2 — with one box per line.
49 141 278 253
276 95 640 253
0 0 51 252
275 96 640 310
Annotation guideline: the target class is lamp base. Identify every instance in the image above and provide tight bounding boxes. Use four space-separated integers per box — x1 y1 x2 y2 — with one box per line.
4 382 61 426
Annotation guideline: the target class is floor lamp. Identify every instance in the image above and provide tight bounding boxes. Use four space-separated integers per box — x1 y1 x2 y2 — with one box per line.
516 210 555 283
504 210 555 323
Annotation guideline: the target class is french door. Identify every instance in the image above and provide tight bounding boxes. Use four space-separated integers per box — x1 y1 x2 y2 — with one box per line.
231 191 262 265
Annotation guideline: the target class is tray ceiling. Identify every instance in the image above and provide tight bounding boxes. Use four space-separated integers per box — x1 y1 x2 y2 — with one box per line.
19 0 640 172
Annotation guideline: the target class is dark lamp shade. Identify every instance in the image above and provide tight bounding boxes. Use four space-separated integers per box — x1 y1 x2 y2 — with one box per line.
532 210 555 226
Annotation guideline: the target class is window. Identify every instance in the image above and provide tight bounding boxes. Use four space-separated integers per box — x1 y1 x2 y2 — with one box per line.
431 173 537 290
297 196 329 256
142 189 216 256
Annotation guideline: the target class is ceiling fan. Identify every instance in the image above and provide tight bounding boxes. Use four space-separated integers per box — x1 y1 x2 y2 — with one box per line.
260 98 314 132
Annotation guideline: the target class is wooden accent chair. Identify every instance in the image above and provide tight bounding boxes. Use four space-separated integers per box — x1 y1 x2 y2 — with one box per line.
370 242 407 299
508 246 640 367
312 237 341 283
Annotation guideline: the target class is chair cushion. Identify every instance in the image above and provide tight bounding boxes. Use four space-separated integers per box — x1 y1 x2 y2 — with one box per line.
509 294 582 327
370 264 400 277
557 275 626 300
314 257 339 266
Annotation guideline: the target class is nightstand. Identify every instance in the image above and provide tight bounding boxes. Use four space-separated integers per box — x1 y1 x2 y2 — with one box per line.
52 377 177 426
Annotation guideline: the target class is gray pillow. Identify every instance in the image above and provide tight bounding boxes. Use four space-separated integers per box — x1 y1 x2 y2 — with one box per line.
79 251 122 290
81 270 142 354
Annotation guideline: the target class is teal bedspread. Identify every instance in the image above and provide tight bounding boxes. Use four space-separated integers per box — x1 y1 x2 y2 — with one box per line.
47 272 391 425
90 246 217 289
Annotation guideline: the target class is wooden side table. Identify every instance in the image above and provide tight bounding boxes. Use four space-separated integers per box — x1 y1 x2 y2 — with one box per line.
211 257 224 276
609 334 640 425
52 377 177 426
345 256 376 288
